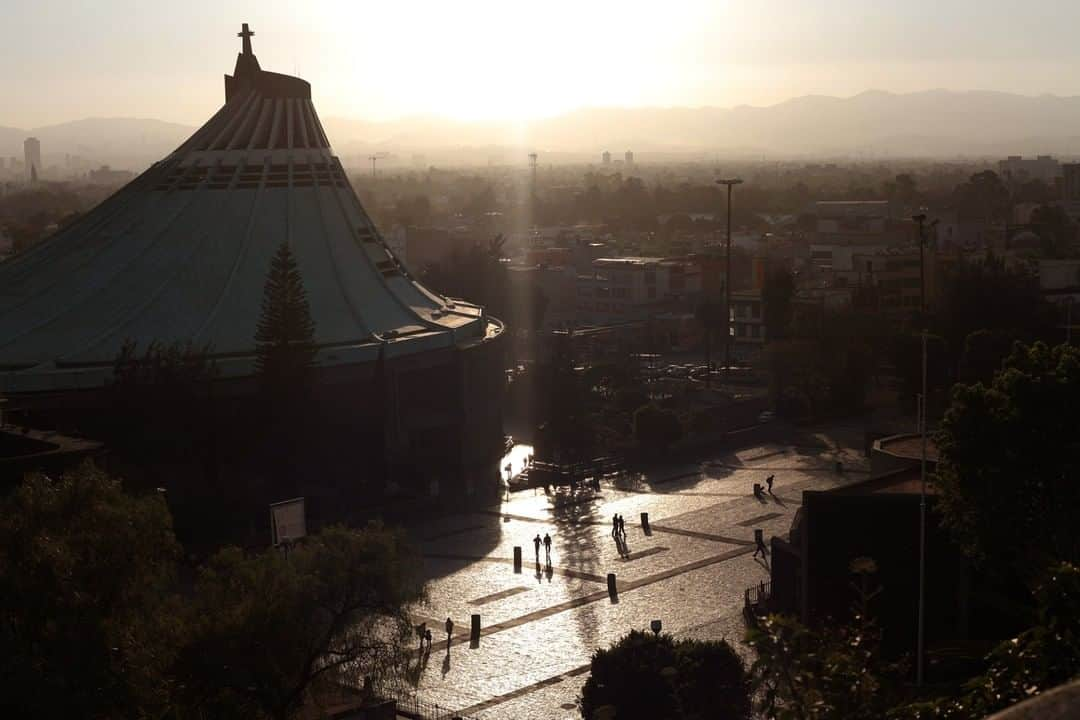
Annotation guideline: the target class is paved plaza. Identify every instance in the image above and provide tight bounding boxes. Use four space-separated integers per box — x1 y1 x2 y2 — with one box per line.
401 424 870 719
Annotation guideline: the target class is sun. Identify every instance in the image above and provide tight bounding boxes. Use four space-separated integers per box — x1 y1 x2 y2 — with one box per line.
314 0 722 122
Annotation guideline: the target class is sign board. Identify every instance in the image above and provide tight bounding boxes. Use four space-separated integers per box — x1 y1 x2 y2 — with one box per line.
270 497 306 546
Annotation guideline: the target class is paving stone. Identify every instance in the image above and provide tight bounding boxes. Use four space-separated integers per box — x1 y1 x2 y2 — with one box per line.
396 429 869 718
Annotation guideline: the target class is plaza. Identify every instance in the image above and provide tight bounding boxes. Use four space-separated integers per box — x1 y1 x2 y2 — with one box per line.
402 423 870 718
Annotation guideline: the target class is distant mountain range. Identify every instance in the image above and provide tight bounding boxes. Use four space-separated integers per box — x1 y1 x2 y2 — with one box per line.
6 90 1080 169
0 118 194 170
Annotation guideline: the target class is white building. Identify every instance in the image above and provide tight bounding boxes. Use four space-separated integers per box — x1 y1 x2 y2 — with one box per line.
576 257 701 325
23 137 41 183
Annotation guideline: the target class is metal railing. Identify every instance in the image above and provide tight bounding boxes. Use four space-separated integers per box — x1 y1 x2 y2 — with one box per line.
744 580 772 609
391 692 478 720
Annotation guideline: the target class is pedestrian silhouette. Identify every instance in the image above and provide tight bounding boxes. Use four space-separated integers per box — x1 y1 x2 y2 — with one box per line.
617 514 625 538
533 533 541 561
445 617 454 644
415 622 427 650
753 528 768 559
543 533 552 561
611 513 619 537
766 475 775 493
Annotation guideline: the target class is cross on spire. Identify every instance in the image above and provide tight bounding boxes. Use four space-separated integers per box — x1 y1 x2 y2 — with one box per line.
238 23 255 56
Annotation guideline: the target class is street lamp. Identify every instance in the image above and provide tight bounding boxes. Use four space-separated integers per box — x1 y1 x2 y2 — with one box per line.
917 328 928 686
716 178 743 380
1065 297 1075 345
912 214 938 318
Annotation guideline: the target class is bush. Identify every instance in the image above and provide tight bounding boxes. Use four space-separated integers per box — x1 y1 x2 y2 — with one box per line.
580 630 750 720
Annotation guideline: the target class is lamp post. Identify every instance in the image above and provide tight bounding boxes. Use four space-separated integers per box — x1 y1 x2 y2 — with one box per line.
716 178 743 380
917 328 928 686
1065 297 1075 345
912 214 938 318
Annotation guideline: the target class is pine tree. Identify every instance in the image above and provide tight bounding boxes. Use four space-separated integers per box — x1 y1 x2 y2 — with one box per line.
254 242 317 390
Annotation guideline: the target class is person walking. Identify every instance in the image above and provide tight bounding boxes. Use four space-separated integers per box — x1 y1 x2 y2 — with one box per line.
611 513 619 538
766 474 775 493
753 528 768 559
445 617 454 644
617 514 625 538
533 533 542 562
543 532 552 562
424 627 433 651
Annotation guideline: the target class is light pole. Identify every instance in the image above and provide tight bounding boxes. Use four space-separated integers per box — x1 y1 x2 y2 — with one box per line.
912 214 938 318
1066 297 1074 345
716 178 743 380
917 328 928 686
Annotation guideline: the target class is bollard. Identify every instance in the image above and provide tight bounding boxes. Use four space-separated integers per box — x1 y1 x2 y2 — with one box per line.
470 614 481 647
513 546 522 573
607 572 618 601
640 512 650 534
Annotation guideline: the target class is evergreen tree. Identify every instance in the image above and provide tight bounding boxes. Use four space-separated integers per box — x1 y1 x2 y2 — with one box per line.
255 242 317 391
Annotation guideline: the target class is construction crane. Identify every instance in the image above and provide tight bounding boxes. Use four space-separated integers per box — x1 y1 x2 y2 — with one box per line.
368 152 390 177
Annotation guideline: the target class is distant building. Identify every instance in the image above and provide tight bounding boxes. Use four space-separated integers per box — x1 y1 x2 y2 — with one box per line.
1039 258 1080 306
576 256 701 325
23 137 41 184
1062 163 1080 222
624 150 634 165
999 154 1061 184
729 290 766 359
87 165 135 185
601 151 611 165
809 200 907 272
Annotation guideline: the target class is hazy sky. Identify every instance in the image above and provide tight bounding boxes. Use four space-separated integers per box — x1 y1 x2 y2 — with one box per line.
5 0 1080 128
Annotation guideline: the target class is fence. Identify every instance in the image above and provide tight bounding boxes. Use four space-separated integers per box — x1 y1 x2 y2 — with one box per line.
744 580 772 611
391 692 479 720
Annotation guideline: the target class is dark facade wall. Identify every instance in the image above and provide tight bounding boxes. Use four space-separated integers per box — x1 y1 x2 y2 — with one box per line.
769 537 801 613
8 332 507 545
802 492 968 655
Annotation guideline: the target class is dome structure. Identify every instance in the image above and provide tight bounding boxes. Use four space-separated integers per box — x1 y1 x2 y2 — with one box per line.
0 24 500 396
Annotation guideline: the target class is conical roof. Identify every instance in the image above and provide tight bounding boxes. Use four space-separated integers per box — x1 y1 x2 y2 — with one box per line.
0 25 497 395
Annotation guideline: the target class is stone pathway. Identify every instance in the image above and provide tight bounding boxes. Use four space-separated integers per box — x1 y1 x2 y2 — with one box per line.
400 426 869 718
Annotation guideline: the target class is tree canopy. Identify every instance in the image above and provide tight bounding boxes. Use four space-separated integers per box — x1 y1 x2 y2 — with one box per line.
255 242 318 391
0 464 179 719
580 630 750 720
174 524 422 720
934 341 1080 577
0 464 422 720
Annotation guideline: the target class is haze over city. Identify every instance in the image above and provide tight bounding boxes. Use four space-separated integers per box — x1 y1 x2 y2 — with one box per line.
6 0 1080 128
4 4 1080 720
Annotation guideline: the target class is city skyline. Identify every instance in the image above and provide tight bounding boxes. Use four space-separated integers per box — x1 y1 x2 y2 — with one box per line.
5 0 1080 128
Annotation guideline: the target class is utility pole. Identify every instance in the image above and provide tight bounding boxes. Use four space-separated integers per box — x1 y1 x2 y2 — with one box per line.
1066 298 1074 345
912 214 938 319
368 155 379 178
917 328 928 686
716 178 743 380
